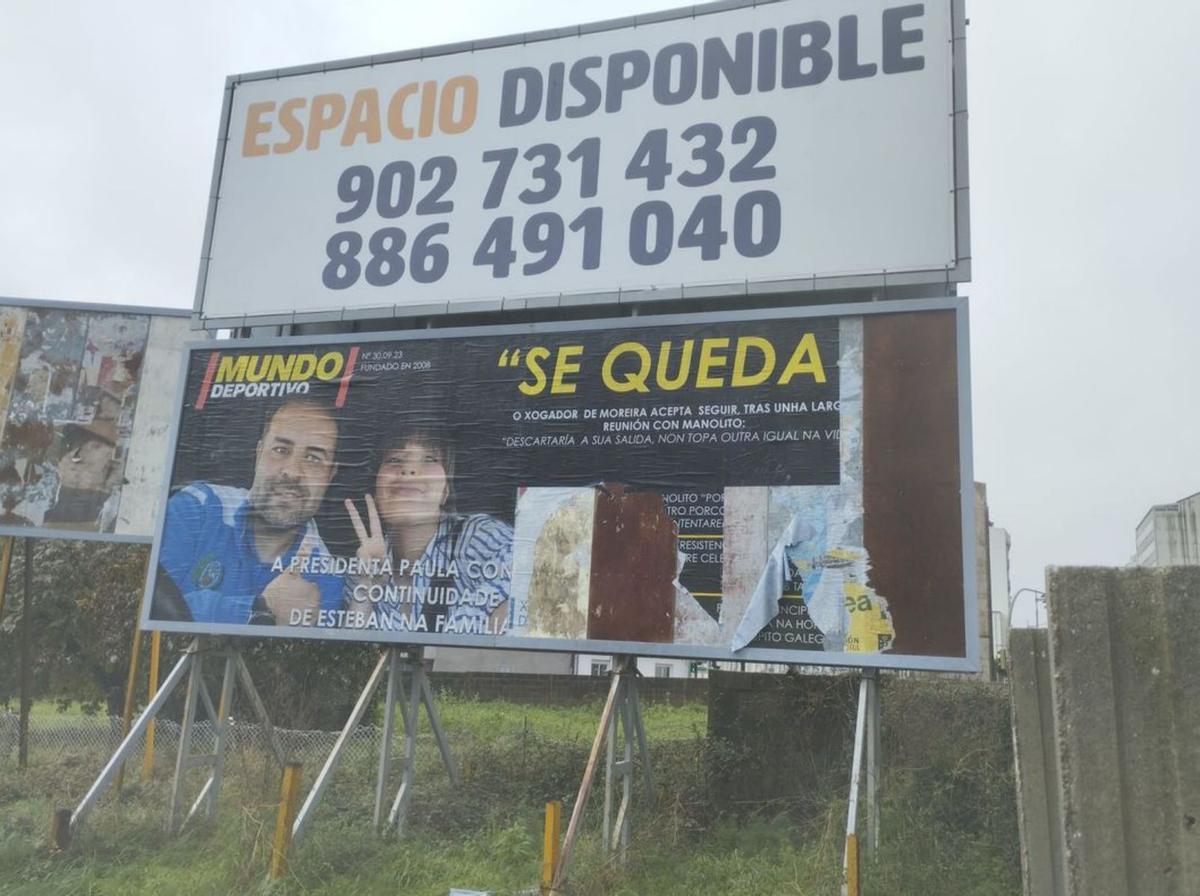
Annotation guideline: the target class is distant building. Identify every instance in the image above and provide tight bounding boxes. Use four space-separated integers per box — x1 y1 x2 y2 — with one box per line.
973 484 998 680
1133 491 1200 567
989 527 1012 662
973 484 1013 679
570 655 788 679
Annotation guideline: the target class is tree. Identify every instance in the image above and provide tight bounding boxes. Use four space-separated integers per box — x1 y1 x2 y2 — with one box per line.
0 537 380 728
0 538 145 715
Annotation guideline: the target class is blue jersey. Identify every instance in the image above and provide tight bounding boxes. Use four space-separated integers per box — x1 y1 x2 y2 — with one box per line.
158 482 343 626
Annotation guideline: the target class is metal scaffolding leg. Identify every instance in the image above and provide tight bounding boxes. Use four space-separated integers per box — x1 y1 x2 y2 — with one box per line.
294 646 458 843
614 679 635 862
386 651 425 833
843 670 881 896
373 647 403 831
864 671 881 858
184 651 238 827
382 646 459 835
166 642 288 836
71 638 284 841
557 656 655 891
70 646 196 834
168 648 206 834
292 650 390 844
602 682 618 854
554 662 623 893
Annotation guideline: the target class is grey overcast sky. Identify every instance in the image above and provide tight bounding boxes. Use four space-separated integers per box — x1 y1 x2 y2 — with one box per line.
2 1 1197 626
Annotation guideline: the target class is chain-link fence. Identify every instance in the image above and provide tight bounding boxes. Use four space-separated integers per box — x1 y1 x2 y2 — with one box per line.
0 710 430 768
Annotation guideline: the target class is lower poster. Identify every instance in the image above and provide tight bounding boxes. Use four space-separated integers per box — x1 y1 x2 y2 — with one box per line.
142 297 976 672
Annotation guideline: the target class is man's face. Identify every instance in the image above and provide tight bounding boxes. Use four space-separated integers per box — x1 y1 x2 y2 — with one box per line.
249 403 338 530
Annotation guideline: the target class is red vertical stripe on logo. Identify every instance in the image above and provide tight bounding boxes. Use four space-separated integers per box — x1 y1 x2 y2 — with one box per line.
195 352 220 409
336 346 359 407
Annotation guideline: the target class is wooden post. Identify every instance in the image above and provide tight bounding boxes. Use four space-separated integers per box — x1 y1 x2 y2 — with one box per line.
269 762 304 880
48 810 72 854
17 538 33 769
551 664 624 892
541 800 562 895
141 630 161 779
113 622 144 793
49 808 72 851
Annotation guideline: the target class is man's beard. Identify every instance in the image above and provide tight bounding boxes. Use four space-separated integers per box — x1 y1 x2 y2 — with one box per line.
249 479 315 529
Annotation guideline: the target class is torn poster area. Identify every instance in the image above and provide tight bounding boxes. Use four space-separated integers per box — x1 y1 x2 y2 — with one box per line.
507 318 895 657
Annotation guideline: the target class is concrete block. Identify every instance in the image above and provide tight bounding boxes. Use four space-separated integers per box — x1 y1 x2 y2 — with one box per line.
1046 566 1200 896
1161 568 1200 886
1009 627 1065 896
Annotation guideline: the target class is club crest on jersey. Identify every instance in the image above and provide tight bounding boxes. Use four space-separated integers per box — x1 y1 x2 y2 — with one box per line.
193 555 225 590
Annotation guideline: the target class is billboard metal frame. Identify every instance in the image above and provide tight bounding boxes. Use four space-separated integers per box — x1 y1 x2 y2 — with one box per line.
0 295 193 545
191 0 971 331
143 295 978 673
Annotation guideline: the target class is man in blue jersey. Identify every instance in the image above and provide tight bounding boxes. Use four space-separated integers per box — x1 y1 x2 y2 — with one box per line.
152 397 344 627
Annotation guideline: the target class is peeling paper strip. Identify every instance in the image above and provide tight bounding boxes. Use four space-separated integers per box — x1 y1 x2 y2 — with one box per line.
730 317 894 653
673 548 720 645
731 511 817 651
730 495 894 654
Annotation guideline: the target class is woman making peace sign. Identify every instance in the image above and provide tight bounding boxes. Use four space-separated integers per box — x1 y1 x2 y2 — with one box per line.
343 422 514 634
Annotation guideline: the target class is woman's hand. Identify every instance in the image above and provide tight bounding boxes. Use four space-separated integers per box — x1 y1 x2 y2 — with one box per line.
345 494 388 575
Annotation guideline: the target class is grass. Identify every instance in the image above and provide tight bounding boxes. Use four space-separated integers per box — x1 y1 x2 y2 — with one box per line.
4 703 93 726
0 691 1019 896
429 693 709 742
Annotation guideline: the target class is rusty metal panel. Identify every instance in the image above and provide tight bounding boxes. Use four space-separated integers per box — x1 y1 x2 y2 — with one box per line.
862 310 965 658
588 484 677 644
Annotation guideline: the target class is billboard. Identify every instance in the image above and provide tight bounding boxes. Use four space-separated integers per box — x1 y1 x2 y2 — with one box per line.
195 0 969 328
143 299 976 672
0 298 192 542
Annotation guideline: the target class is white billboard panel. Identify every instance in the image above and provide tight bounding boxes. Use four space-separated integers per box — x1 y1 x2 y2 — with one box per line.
197 0 966 327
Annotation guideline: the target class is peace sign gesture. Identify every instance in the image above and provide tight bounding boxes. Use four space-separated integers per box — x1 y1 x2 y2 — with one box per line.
344 494 388 574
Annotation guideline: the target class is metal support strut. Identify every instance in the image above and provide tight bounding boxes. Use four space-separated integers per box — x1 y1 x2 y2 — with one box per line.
70 638 284 838
843 669 881 896
552 656 655 892
291 645 458 844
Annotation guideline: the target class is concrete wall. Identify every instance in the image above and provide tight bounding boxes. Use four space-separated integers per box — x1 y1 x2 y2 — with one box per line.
429 646 572 675
1009 628 1066 896
706 671 858 810
1010 567 1200 896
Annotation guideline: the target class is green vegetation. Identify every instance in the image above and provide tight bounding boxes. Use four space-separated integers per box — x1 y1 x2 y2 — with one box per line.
0 688 1019 895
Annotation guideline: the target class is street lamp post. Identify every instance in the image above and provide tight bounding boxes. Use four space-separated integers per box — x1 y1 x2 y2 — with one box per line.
1008 587 1047 632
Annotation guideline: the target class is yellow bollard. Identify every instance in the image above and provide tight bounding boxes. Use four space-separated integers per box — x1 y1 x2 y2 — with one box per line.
270 763 304 880
845 832 860 896
141 631 161 779
48 808 72 852
0 536 13 620
541 800 563 895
